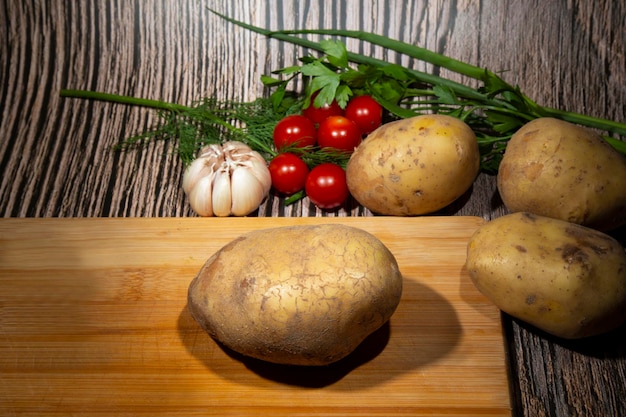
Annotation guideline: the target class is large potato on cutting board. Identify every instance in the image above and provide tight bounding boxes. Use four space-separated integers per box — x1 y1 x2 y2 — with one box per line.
187 224 403 365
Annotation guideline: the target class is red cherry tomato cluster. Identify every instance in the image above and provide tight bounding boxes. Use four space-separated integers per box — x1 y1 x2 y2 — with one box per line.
270 94 383 209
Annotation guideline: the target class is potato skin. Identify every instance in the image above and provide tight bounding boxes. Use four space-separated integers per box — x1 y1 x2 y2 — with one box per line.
346 114 480 216
497 117 626 231
466 212 626 339
187 224 403 365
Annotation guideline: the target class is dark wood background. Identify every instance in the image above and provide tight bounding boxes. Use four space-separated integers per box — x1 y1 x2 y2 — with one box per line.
1 1 625 416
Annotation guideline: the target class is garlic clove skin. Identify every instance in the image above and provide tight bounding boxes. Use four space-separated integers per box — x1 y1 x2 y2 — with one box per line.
230 166 267 216
247 157 273 195
183 148 220 194
188 175 214 217
182 157 208 194
183 159 205 194
211 168 233 217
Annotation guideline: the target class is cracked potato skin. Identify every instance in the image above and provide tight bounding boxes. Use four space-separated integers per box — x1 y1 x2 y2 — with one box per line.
187 224 403 365
497 117 626 231
346 114 480 216
466 212 626 339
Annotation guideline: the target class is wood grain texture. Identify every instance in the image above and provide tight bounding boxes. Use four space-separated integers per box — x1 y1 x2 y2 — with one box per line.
0 217 511 417
1 1 625 416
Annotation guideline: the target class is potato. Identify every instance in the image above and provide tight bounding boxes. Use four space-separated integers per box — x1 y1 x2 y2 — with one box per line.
346 114 480 216
497 117 626 231
187 224 403 365
466 212 626 339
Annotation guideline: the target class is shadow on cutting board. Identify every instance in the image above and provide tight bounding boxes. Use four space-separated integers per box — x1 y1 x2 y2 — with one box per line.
177 278 461 389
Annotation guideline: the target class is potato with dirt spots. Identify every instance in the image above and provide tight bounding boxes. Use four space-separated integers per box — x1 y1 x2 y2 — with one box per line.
497 117 626 231
346 114 480 216
187 224 403 366
466 212 626 339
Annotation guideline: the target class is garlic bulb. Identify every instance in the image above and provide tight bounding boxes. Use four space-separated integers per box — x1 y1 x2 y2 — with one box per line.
182 141 272 216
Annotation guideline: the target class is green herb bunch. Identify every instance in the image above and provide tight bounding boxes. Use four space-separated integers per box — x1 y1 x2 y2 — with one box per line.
61 9 625 175
221 10 625 173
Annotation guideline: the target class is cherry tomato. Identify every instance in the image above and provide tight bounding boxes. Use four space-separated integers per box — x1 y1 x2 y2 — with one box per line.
268 153 310 195
344 95 383 134
316 115 362 153
273 115 317 150
302 92 343 125
305 163 349 209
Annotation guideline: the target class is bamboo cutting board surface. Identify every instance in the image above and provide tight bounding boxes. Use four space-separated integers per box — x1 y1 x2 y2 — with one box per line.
0 217 511 416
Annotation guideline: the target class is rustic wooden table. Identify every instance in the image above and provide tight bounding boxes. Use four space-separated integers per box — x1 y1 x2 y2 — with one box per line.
1 1 625 416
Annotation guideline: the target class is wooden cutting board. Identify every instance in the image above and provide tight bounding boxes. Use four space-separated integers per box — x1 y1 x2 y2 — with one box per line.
0 217 512 416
